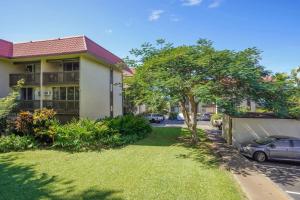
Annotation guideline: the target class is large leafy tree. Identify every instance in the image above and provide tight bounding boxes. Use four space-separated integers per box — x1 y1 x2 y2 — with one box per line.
127 39 269 143
260 67 300 118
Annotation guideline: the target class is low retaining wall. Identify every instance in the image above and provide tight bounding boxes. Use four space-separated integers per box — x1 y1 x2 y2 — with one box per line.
223 116 300 147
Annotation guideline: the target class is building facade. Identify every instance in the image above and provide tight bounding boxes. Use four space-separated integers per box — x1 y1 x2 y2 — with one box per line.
0 36 125 120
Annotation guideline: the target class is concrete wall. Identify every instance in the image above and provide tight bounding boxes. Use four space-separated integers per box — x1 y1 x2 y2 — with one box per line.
113 70 123 116
0 60 20 98
79 56 110 119
231 118 300 147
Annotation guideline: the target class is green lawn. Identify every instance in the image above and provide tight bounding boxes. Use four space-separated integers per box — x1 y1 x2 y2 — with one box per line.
0 127 244 200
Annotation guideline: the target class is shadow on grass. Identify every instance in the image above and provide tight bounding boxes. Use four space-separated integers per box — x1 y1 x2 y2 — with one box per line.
136 127 220 168
0 155 123 200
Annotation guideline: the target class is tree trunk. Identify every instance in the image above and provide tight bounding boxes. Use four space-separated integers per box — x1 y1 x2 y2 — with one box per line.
180 96 199 144
188 94 199 144
179 100 191 129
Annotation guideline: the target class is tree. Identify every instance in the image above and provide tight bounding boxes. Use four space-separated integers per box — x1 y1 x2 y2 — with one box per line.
128 39 268 143
123 39 173 114
0 80 24 133
259 67 300 118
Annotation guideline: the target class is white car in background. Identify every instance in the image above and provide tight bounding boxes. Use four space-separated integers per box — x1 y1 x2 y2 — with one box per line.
145 114 165 123
177 113 185 121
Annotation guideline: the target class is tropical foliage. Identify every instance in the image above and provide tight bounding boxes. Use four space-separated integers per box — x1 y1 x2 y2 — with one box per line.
126 39 269 142
0 111 152 153
0 80 24 133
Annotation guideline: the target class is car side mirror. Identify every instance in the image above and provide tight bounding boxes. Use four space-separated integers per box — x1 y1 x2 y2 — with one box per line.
269 144 275 148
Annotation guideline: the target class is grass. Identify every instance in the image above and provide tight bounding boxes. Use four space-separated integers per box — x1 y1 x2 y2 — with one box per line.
0 127 244 200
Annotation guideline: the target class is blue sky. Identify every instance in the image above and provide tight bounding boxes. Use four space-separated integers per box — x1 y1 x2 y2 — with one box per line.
1 0 300 73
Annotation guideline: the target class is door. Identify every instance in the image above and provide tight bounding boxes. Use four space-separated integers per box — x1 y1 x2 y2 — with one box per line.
291 140 300 160
268 140 292 160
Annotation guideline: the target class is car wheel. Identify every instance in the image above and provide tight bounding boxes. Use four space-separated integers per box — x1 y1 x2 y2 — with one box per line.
254 151 267 162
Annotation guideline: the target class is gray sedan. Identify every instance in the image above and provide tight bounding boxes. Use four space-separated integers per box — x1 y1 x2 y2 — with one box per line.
240 136 300 162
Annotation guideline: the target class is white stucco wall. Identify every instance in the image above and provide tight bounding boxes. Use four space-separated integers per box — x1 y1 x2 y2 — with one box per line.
113 70 123 116
232 118 300 147
0 60 21 98
79 56 110 119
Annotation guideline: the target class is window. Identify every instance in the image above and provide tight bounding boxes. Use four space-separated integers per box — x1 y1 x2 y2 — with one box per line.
67 87 75 101
75 87 79 100
52 87 79 101
60 87 67 100
292 140 300 147
274 140 291 148
53 87 60 100
25 64 35 73
20 88 33 100
63 62 79 71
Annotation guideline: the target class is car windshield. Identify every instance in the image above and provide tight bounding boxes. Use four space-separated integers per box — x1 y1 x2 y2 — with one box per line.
254 137 275 145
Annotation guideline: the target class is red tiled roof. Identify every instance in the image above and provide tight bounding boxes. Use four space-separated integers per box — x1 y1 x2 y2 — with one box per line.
0 39 13 58
85 37 123 65
123 67 136 76
0 36 123 65
13 36 86 58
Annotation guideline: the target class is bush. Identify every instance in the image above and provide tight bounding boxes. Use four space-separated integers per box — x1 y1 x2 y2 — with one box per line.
0 134 36 153
0 80 24 133
53 115 152 151
33 109 57 143
102 115 152 139
13 109 57 143
15 111 34 136
1 114 152 152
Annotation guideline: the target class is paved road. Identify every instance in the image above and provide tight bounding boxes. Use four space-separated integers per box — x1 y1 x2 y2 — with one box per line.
247 159 300 200
151 120 211 129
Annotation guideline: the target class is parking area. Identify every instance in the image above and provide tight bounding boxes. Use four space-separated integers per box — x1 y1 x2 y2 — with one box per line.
247 159 300 200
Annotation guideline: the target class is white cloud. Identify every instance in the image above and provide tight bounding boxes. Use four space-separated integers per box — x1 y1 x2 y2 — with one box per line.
149 10 164 21
182 0 202 6
105 29 113 34
208 0 222 8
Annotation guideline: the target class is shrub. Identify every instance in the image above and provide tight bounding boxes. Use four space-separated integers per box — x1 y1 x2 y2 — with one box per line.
15 111 34 136
53 119 122 150
33 109 57 143
53 115 152 151
0 134 36 153
102 115 152 139
0 80 24 133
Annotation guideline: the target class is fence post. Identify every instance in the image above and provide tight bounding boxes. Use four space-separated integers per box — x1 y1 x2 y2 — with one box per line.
228 116 232 145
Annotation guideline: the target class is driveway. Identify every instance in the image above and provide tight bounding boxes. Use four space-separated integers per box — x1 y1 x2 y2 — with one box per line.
151 120 211 129
248 159 300 200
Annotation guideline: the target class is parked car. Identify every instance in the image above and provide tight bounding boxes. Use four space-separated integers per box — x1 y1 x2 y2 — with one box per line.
177 113 185 121
145 114 165 123
239 135 300 162
199 113 212 121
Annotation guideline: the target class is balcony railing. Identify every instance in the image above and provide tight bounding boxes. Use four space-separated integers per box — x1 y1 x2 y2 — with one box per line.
9 73 40 86
9 71 79 86
17 100 79 115
43 71 79 85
